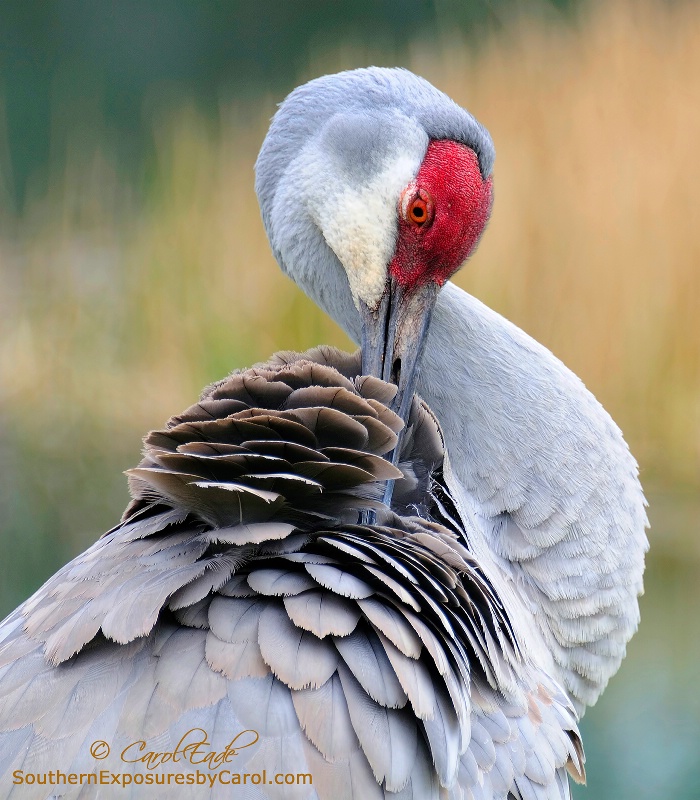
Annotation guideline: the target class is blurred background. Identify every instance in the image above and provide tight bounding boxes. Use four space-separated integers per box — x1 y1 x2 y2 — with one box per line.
0 0 698 796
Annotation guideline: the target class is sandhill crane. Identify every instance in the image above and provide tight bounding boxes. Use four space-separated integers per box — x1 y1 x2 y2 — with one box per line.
0 68 647 799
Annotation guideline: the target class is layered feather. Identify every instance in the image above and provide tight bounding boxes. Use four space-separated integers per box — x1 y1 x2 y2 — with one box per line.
0 347 583 799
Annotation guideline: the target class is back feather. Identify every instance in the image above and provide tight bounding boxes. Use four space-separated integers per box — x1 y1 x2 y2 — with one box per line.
0 346 583 799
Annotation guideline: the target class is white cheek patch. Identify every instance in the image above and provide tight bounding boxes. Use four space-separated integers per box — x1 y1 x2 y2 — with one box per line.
305 143 425 311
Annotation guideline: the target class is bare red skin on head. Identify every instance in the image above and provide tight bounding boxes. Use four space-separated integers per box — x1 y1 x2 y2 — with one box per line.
389 140 493 289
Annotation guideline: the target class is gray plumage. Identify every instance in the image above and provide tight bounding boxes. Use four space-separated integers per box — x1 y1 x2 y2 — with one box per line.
255 66 647 712
0 348 584 799
0 66 646 799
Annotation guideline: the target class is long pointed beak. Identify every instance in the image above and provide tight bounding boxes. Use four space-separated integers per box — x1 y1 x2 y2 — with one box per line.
360 278 439 503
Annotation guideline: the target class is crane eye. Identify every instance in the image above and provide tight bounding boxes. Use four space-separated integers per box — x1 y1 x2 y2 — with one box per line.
409 200 427 223
401 188 434 229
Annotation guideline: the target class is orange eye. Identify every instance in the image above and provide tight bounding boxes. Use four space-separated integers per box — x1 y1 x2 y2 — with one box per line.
409 198 428 224
402 187 434 229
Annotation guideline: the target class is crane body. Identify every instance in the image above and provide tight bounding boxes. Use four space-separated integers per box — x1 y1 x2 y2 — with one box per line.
0 68 647 799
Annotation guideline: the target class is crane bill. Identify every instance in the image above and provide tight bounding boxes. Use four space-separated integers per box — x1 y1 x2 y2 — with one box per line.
360 277 440 504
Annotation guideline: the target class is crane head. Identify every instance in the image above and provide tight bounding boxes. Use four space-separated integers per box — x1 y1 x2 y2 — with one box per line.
255 67 493 442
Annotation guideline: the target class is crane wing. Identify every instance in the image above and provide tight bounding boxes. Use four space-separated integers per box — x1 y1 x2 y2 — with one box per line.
0 349 583 799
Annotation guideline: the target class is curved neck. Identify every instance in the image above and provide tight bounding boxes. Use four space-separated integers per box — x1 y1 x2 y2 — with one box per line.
326 278 647 712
